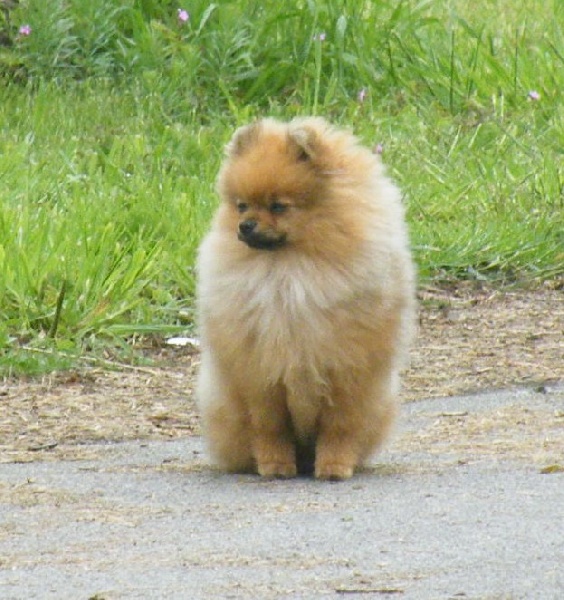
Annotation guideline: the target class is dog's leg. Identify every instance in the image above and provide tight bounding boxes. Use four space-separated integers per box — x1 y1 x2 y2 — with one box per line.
198 353 255 473
315 372 397 481
204 397 255 473
248 384 297 478
314 414 359 481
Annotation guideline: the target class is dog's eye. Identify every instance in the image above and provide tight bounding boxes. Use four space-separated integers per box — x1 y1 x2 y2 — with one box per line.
269 201 287 214
236 202 249 213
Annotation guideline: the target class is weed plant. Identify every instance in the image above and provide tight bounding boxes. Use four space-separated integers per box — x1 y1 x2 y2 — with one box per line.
0 0 562 374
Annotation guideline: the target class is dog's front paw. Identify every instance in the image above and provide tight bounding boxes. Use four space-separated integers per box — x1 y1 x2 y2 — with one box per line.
258 462 297 479
315 462 354 481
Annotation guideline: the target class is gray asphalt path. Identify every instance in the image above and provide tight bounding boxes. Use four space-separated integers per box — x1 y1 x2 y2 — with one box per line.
1 386 563 599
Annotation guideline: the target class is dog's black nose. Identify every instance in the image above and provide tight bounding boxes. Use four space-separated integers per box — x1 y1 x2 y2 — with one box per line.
239 219 258 236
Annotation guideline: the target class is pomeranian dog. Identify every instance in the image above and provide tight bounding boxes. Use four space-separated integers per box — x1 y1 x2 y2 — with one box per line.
196 117 415 480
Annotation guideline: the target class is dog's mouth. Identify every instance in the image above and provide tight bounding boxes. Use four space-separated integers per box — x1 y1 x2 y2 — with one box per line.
238 231 287 251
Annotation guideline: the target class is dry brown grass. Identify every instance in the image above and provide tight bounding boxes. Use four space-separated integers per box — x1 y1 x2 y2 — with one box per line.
1 284 562 463
405 282 563 399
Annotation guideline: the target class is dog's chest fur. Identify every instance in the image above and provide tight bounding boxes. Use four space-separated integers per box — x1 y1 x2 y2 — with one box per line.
203 248 377 387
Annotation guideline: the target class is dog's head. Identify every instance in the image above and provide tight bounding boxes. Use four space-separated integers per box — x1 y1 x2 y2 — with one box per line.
216 118 332 251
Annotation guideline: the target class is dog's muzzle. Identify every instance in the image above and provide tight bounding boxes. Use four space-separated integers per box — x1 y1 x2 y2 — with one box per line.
238 220 287 251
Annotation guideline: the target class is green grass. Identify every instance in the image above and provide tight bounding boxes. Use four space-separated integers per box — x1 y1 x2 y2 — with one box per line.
0 0 562 375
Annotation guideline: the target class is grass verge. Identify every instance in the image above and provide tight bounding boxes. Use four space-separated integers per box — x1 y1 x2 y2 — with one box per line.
0 0 562 375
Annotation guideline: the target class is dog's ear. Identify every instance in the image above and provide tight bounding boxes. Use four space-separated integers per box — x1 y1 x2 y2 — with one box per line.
225 121 261 157
288 126 318 163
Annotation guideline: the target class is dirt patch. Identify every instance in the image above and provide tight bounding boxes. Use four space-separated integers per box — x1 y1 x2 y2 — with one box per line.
397 400 564 469
407 282 563 398
1 284 562 463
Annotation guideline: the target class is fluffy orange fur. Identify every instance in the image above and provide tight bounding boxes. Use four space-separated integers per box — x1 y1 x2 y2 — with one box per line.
196 117 415 480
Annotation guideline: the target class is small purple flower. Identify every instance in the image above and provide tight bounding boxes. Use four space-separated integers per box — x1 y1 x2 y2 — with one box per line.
527 90 540 101
357 88 368 103
177 8 189 23
374 143 384 155
313 32 326 42
18 24 32 37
